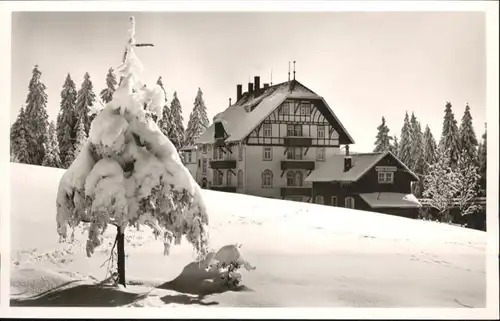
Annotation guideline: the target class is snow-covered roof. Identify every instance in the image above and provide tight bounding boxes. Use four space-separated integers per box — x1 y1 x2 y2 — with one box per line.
195 80 354 145
305 151 419 182
180 145 197 151
359 193 422 208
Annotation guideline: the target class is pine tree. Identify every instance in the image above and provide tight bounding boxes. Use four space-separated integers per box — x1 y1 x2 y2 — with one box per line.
10 107 31 164
185 87 210 147
56 73 78 166
439 101 460 167
423 149 458 223
100 68 117 104
168 91 185 150
422 125 438 175
390 134 399 156
74 118 87 156
398 112 413 166
373 116 392 153
458 103 479 164
23 65 49 165
477 123 487 196
409 113 425 197
42 121 62 168
454 150 481 216
156 76 171 136
75 72 96 136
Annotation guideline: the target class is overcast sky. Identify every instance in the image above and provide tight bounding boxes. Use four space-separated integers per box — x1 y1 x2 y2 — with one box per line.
11 11 486 152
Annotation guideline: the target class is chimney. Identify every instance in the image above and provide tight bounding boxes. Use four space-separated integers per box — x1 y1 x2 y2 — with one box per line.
263 83 269 88
236 84 242 101
345 145 350 156
248 82 254 93
344 156 352 172
254 76 260 91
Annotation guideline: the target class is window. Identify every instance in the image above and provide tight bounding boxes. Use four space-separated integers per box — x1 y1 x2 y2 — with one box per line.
238 145 243 161
202 158 207 174
202 145 207 154
263 147 272 161
316 147 325 161
300 103 311 115
214 170 224 186
295 172 303 187
226 171 232 186
218 148 224 160
317 126 325 139
331 196 338 206
345 197 355 209
187 152 192 163
280 102 290 115
287 124 295 137
315 195 324 205
286 171 295 186
294 125 302 137
263 123 272 137
237 170 243 187
208 145 211 153
287 147 303 160
378 171 394 184
262 170 273 188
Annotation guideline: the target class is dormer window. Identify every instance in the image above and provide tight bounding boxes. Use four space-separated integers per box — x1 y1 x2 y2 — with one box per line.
378 171 394 184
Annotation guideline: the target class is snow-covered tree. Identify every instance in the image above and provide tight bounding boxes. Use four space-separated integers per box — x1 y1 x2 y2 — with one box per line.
10 107 31 164
75 72 97 136
185 87 210 147
422 125 438 176
42 121 62 168
398 112 413 166
73 118 87 156
409 113 425 197
373 116 392 153
169 91 185 150
477 123 487 196
454 150 481 216
389 134 399 156
156 76 171 133
423 149 458 223
56 17 211 288
458 103 479 164
439 101 460 167
56 73 78 166
23 65 49 165
100 68 118 104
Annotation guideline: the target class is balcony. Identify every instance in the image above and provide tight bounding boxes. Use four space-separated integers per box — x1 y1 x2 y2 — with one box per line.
280 186 312 198
281 160 315 171
210 159 237 169
284 136 312 147
210 186 237 193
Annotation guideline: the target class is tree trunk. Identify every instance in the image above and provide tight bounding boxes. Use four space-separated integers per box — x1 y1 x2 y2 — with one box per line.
117 226 126 287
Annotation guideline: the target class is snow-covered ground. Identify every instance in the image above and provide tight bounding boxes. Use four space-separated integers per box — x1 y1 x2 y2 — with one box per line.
10 162 486 308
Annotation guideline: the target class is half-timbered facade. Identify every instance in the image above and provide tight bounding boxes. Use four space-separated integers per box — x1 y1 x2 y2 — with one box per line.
305 151 422 218
194 77 355 201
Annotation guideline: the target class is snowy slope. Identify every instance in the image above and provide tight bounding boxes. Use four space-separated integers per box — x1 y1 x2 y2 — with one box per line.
10 163 486 308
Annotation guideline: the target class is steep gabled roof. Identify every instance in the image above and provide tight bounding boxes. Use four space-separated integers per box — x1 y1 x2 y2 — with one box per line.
305 151 419 182
195 80 354 145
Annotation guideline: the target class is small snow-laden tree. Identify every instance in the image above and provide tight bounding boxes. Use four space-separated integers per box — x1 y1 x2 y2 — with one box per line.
373 116 392 153
156 76 170 128
56 16 210 287
10 106 31 164
169 91 185 150
459 103 479 164
423 149 458 223
74 118 88 156
398 112 413 166
454 150 482 216
75 72 97 136
389 134 399 156
185 87 210 147
100 68 118 104
42 121 62 168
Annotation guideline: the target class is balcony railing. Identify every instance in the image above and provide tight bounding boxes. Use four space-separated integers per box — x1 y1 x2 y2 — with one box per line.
210 185 237 193
281 160 315 170
280 186 312 198
210 159 237 169
283 136 313 147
